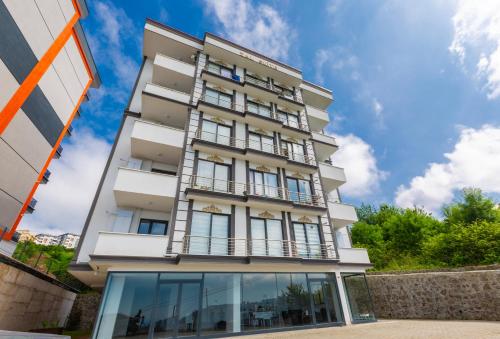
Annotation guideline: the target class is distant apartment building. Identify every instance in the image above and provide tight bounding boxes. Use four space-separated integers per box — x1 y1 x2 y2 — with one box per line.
58 232 80 249
71 21 375 337
34 233 60 246
15 229 35 243
0 0 100 241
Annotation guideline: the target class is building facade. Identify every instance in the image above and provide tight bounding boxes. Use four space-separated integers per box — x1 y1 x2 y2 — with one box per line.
0 0 100 241
71 20 375 338
58 232 80 249
34 233 60 246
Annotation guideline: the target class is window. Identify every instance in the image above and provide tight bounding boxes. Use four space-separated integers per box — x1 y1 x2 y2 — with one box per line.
151 168 177 176
293 222 322 258
137 219 168 235
287 177 312 204
342 273 376 322
201 119 231 146
249 170 279 198
196 159 230 193
282 140 306 163
277 110 300 129
246 100 271 118
246 74 269 89
189 211 229 255
274 84 294 99
275 273 313 326
207 61 233 78
248 132 275 154
205 88 232 109
250 218 283 256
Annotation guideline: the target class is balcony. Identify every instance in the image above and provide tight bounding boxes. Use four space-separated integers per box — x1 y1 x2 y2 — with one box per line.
275 88 304 111
131 120 184 164
338 247 371 265
94 231 168 258
300 81 333 110
26 198 37 214
200 65 243 93
53 145 63 159
113 167 177 211
312 131 338 160
153 53 195 93
167 235 337 261
319 162 346 192
306 105 329 132
184 175 326 213
142 83 191 128
41 169 51 184
196 93 244 122
328 201 358 228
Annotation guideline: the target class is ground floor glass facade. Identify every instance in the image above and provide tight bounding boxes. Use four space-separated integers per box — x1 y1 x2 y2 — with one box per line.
94 272 373 338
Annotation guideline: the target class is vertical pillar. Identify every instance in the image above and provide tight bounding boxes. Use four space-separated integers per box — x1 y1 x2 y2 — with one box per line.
335 271 352 325
231 274 241 333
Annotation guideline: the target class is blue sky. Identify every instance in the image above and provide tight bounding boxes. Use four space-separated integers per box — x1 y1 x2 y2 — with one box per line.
22 0 500 234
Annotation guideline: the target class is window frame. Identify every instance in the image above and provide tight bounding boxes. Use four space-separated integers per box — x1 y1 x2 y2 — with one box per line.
286 176 313 204
249 169 280 198
137 218 169 236
207 61 233 78
250 217 284 256
201 119 232 146
246 99 272 117
205 87 233 109
189 210 231 255
196 159 232 193
248 131 275 153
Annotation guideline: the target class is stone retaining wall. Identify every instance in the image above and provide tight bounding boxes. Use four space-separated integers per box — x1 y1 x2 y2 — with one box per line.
66 291 102 331
366 267 500 321
0 254 77 331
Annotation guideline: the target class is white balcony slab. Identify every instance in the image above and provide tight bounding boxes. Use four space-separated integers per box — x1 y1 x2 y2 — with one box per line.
329 201 358 228
93 231 168 258
319 162 346 192
312 132 338 160
338 248 371 265
306 105 329 132
153 53 195 93
300 82 333 110
142 83 191 128
131 119 184 164
113 167 177 211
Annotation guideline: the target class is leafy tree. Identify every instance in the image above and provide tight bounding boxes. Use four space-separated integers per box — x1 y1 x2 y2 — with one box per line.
443 188 499 226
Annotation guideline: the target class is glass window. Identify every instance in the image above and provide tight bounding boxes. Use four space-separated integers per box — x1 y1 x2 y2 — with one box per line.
342 273 376 322
246 100 271 118
195 160 230 193
208 62 233 78
277 110 300 129
241 273 279 331
287 177 312 204
201 273 241 335
189 211 229 255
293 223 322 259
201 120 231 146
248 132 274 154
204 88 232 109
275 273 312 327
249 171 279 198
137 219 168 235
250 218 283 257
95 273 157 339
282 141 306 163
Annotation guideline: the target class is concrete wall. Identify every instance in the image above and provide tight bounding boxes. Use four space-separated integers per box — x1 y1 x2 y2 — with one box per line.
367 266 500 321
0 254 77 331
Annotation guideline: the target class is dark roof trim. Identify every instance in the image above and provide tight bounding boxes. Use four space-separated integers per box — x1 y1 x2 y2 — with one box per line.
204 32 302 75
146 18 204 44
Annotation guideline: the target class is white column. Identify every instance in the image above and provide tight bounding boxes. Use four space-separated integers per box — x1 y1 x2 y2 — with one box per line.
231 274 241 333
335 271 352 325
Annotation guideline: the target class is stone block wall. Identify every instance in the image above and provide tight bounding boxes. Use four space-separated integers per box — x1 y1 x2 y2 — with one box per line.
67 291 102 331
0 254 77 331
366 267 500 321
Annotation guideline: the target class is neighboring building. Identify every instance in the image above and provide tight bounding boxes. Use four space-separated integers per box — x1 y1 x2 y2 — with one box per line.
15 229 35 243
34 233 60 246
0 0 100 241
58 232 80 249
70 20 375 337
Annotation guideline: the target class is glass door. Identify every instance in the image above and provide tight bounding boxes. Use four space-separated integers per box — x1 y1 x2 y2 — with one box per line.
196 160 230 193
153 281 201 338
308 278 342 325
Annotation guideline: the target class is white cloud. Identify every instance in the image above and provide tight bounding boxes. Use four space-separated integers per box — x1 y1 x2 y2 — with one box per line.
19 129 111 235
395 125 500 214
330 133 388 198
204 0 295 61
449 1 500 99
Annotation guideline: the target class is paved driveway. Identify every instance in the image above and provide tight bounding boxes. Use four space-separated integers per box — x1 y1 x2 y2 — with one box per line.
235 320 500 339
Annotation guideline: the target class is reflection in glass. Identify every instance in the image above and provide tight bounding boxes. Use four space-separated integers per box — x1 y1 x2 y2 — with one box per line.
95 273 157 339
276 273 313 326
342 273 376 322
241 274 279 331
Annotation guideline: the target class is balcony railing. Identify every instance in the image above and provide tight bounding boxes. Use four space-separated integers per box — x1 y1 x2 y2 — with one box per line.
281 148 316 166
193 128 282 157
167 235 336 259
245 75 273 91
186 175 325 207
203 64 241 82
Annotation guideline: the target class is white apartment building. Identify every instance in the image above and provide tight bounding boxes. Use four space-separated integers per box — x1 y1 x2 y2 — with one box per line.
71 20 375 338
34 233 60 246
58 232 80 249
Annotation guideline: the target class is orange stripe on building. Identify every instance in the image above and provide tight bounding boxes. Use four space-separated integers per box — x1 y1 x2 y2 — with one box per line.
4 0 96 240
0 11 80 134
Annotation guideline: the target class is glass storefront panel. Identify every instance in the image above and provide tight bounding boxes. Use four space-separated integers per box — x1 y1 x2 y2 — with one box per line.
201 273 241 335
95 273 157 339
94 272 350 338
275 273 313 327
241 273 279 331
342 273 376 322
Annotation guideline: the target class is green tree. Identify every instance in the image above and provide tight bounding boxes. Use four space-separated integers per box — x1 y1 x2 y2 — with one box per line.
443 188 500 226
